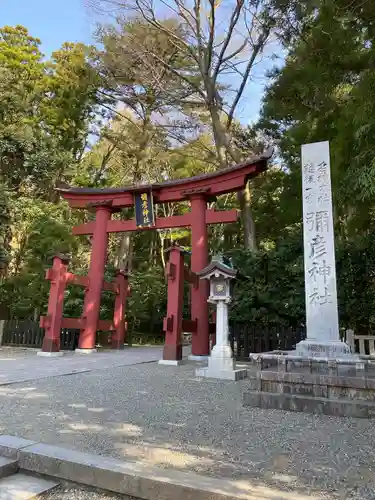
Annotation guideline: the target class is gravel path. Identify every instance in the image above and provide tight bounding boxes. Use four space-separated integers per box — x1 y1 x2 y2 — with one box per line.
0 346 162 385
0 361 374 499
42 484 135 499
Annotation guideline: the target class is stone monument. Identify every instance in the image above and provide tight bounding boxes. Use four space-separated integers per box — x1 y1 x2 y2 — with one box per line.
242 142 375 418
296 141 351 358
195 257 247 381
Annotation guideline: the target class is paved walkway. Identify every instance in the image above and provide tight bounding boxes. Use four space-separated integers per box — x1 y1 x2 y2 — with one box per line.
0 352 373 499
0 346 162 385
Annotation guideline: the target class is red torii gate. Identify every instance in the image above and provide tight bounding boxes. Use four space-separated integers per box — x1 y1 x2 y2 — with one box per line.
45 149 271 356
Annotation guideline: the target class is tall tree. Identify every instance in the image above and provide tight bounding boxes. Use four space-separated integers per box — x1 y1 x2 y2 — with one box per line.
89 0 288 249
89 18 213 268
0 25 102 318
0 25 101 197
258 0 375 237
43 42 101 161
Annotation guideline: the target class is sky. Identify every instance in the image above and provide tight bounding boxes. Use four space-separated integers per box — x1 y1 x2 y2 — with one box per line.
0 0 276 123
1 0 95 55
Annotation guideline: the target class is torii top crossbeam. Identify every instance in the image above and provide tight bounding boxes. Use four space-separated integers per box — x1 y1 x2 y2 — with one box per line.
57 149 272 208
58 149 272 236
56 149 272 357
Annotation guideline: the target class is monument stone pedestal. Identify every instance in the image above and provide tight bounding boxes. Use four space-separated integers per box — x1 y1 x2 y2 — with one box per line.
295 339 351 358
243 353 375 418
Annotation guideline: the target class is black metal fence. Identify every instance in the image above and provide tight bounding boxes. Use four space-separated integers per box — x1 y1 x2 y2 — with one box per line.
1 320 79 351
229 323 306 361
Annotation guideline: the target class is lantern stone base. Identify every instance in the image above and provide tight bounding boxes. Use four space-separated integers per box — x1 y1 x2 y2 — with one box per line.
158 359 186 366
195 345 247 381
196 365 247 380
188 355 209 361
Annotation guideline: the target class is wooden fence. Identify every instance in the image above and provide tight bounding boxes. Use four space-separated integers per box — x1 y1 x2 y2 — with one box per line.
0 319 308 355
346 329 375 356
0 320 79 350
3 320 371 358
230 323 306 361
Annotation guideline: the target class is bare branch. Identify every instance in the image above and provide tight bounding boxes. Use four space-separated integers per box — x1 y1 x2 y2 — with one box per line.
132 41 205 99
100 101 144 132
171 0 198 37
193 0 205 76
92 143 117 184
219 38 249 66
205 0 216 74
212 0 245 83
135 0 200 63
226 28 271 130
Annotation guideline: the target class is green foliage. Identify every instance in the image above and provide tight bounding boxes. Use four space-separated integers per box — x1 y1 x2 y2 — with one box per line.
43 42 101 157
0 25 100 196
127 266 167 331
336 233 375 333
237 0 375 332
0 197 77 318
259 0 375 235
229 229 375 332
229 230 305 327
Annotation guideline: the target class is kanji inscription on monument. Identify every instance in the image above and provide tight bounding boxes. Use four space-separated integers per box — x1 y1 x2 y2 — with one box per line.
296 141 350 357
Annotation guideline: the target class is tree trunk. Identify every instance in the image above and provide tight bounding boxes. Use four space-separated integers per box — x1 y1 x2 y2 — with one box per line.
116 232 134 272
33 307 39 322
238 182 257 252
209 105 257 251
158 232 166 269
209 106 233 168
211 117 227 168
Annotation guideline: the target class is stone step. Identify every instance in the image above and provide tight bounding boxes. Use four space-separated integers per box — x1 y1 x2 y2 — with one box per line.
0 457 18 479
243 390 375 418
0 473 59 499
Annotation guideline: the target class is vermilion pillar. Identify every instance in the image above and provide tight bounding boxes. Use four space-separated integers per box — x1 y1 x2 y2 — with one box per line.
39 254 69 356
78 204 112 351
159 246 185 365
190 194 209 357
112 271 129 349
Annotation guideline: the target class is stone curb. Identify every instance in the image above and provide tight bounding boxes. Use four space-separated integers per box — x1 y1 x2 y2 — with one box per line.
0 435 37 459
0 435 257 500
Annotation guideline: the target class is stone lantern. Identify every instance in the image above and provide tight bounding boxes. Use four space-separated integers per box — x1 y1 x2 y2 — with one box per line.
195 256 247 381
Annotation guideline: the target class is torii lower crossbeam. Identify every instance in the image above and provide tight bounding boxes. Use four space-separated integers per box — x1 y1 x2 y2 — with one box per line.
72 209 238 235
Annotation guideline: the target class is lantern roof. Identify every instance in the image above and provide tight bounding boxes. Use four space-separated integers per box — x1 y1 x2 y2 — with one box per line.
197 257 237 280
